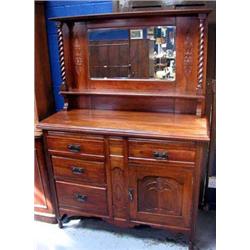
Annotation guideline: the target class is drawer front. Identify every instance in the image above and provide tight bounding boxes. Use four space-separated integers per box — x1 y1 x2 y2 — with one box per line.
52 156 106 185
47 134 104 158
129 139 196 163
56 181 108 216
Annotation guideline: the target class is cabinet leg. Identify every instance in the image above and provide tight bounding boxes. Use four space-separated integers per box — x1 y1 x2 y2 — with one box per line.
188 240 194 250
188 230 196 250
57 214 71 228
57 218 63 229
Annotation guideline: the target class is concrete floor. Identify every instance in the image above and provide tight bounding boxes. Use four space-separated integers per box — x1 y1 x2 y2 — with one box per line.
34 210 215 250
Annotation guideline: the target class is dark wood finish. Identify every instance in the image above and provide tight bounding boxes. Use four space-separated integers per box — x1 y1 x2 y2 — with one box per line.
51 9 211 116
86 16 175 30
52 156 106 185
56 181 108 216
110 156 127 219
34 2 56 223
128 138 196 163
35 2 55 121
60 89 205 99
38 8 211 249
128 162 193 228
47 132 105 160
38 109 209 142
34 134 56 223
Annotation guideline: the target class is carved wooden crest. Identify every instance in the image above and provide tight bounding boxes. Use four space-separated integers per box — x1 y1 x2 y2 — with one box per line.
183 33 193 76
73 37 84 76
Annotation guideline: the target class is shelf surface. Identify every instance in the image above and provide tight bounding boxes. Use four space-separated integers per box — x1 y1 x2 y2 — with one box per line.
38 109 209 142
60 89 205 99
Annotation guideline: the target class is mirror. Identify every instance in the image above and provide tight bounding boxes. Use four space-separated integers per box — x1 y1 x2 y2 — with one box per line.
88 26 176 81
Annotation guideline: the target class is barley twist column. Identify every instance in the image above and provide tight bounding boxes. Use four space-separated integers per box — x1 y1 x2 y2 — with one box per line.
56 21 67 91
197 16 205 95
56 21 68 110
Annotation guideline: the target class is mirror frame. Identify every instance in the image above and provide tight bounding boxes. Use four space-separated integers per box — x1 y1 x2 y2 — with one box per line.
85 16 177 90
87 25 176 82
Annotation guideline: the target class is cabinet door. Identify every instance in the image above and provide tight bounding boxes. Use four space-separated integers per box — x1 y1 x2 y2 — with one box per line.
128 162 194 228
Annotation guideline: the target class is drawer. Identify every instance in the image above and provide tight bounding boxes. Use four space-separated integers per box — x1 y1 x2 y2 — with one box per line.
52 156 106 185
129 139 196 163
47 133 104 159
56 181 108 216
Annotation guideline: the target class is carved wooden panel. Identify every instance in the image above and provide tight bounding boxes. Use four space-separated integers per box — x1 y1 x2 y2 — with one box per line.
138 176 183 216
72 23 86 88
183 33 193 76
128 162 193 227
176 17 199 93
110 156 127 219
62 22 89 90
73 35 84 72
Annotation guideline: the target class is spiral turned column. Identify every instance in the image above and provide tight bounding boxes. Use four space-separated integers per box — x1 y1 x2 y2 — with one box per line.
56 22 67 88
197 16 205 95
56 22 68 110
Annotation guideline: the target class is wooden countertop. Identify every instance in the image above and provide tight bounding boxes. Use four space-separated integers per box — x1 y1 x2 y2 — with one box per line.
38 109 209 142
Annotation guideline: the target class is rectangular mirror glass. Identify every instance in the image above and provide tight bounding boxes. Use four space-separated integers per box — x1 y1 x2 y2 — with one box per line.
88 26 176 81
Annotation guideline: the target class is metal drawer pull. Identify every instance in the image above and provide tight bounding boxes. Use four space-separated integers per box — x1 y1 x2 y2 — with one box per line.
153 151 168 160
67 144 81 153
128 188 133 201
75 193 87 202
71 166 84 174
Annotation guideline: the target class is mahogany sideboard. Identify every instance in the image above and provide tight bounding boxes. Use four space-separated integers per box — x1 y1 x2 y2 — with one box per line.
38 8 211 249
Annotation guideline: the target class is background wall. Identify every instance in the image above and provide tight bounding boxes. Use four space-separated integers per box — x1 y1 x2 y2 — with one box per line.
45 0 113 111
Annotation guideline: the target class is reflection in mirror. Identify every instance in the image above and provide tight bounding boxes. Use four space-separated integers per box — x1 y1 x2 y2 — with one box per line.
88 26 176 81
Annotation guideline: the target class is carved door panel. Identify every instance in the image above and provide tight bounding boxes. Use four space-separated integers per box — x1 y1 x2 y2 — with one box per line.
128 163 194 228
110 157 127 220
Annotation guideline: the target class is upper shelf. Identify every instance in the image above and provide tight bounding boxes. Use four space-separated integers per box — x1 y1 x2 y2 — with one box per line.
49 8 212 22
60 89 205 100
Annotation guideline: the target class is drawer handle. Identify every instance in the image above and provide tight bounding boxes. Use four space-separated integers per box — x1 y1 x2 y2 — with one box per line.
71 166 84 174
128 188 133 201
75 193 87 202
153 151 168 160
67 144 81 153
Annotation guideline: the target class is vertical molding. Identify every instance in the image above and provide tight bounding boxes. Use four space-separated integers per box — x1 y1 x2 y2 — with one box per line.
67 22 76 88
56 21 69 110
197 15 206 95
42 131 62 224
104 136 114 221
123 138 130 222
